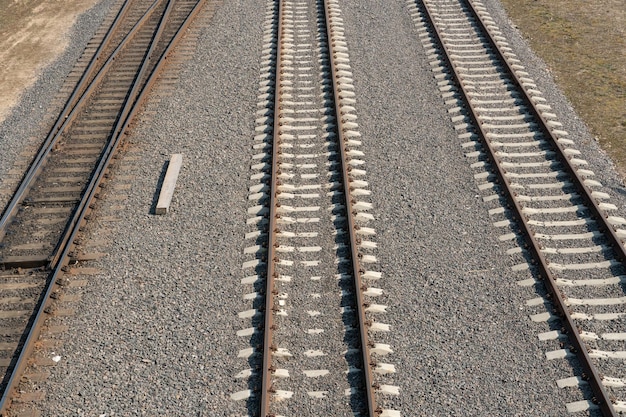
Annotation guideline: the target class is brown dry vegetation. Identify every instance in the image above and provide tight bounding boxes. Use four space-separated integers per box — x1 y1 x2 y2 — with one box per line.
500 0 626 177
0 0 624 179
0 0 97 122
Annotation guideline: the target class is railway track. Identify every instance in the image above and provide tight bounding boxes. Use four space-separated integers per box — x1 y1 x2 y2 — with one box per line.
407 0 626 415
232 0 399 416
4 0 624 414
0 0 206 412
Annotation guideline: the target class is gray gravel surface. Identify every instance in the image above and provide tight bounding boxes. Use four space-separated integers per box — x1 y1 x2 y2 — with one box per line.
0 0 115 206
338 0 626 415
33 0 262 415
481 0 626 206
10 0 626 415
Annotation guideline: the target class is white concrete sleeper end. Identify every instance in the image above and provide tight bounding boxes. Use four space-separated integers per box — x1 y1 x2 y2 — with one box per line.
155 153 182 215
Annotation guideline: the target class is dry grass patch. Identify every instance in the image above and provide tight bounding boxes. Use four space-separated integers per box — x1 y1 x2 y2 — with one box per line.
0 0 98 123
500 0 626 176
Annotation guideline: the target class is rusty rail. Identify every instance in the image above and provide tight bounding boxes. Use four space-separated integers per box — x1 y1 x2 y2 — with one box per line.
464 0 626 266
259 0 283 411
323 0 378 415
49 0 177 268
0 0 206 413
259 0 378 415
419 0 617 415
0 0 160 245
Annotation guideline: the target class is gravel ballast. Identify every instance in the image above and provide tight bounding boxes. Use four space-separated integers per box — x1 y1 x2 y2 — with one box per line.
33 0 262 415
0 0 116 207
7 0 626 415
338 0 626 415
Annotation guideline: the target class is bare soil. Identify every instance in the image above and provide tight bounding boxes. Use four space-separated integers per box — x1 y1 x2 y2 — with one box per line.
0 0 624 178
0 0 98 123
500 0 626 177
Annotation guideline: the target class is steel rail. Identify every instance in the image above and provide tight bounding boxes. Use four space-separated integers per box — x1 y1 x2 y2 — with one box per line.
46 0 132 138
0 0 133 235
259 2 378 414
0 0 205 412
419 0 617 415
0 0 160 244
461 0 626 266
49 0 175 268
0 0 167 405
260 0 283 412
113 0 174 133
323 1 378 415
116 0 207 134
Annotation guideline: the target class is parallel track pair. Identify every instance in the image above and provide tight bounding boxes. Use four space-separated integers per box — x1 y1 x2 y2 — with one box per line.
0 0 205 412
414 0 626 415
3 0 625 415
242 0 395 416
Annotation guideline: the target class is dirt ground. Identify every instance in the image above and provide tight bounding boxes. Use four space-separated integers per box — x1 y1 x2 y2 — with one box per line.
0 0 624 176
0 0 98 123
500 0 626 177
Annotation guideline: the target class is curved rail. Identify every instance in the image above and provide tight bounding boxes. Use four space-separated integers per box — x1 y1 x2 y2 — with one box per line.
0 0 161 244
49 0 175 268
419 0 617 415
0 0 132 242
0 0 205 412
463 0 626 265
